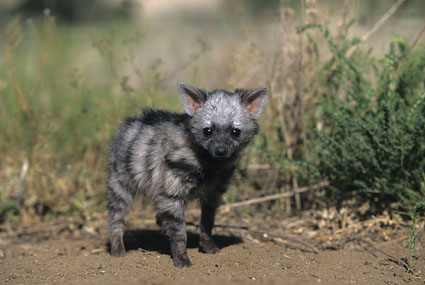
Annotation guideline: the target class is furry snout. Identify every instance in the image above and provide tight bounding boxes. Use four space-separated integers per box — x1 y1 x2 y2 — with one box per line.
215 146 228 157
208 142 233 159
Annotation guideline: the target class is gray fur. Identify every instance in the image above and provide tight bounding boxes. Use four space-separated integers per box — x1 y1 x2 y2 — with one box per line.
107 82 268 268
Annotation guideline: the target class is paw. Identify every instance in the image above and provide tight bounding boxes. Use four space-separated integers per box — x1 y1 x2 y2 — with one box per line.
110 242 126 257
173 255 192 268
199 240 220 254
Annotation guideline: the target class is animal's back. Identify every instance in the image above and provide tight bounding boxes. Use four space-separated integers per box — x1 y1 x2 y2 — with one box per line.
109 108 197 197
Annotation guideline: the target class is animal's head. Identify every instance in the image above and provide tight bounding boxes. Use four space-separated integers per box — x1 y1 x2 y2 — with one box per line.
179 82 268 160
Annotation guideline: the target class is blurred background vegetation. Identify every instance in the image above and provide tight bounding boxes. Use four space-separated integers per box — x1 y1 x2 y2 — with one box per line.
0 0 424 225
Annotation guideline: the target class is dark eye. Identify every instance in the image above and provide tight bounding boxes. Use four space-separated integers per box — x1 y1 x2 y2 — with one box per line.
203 127 212 137
231 128 241 139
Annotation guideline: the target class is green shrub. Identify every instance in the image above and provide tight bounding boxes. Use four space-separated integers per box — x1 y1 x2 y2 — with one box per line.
314 35 425 213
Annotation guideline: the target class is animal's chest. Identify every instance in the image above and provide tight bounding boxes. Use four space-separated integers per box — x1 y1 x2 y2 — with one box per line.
164 152 235 199
188 165 234 198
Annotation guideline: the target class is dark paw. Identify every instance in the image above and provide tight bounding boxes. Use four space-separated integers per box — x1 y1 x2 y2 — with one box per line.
110 243 126 257
173 255 192 268
110 231 126 257
199 240 220 254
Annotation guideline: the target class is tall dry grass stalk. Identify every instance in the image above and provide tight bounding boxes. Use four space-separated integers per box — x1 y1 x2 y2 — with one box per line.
261 0 321 214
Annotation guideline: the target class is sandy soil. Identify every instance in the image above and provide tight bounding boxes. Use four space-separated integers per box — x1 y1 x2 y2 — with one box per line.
0 211 424 284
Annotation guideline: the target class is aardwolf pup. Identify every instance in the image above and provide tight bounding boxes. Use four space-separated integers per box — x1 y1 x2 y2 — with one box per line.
107 82 268 268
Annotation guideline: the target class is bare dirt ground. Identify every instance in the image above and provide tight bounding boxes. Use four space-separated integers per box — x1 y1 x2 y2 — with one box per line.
0 208 424 284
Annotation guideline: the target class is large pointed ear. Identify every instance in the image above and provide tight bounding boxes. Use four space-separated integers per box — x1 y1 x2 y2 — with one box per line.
179 82 207 115
240 86 268 118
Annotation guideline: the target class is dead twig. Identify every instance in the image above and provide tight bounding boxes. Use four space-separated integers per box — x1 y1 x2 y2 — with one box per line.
249 228 318 254
346 0 406 57
186 222 248 231
293 0 305 212
185 181 328 220
362 244 378 258
247 164 271 170
278 0 293 216
359 239 411 272
219 181 329 213
0 222 70 240
187 221 318 254
336 0 350 48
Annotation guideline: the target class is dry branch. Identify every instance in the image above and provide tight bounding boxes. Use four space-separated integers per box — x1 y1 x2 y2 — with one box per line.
187 221 318 253
234 227 318 254
337 0 350 47
293 0 306 212
278 0 294 216
185 181 329 217
346 0 406 57
219 181 329 213
359 239 410 271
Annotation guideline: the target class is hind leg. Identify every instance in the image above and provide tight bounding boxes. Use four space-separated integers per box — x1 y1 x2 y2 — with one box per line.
107 178 133 257
155 198 191 268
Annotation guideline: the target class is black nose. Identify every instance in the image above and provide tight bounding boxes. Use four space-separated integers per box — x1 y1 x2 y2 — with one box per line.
214 146 228 157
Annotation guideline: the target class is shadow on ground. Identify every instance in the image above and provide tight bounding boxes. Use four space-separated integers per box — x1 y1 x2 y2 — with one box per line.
106 229 243 256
